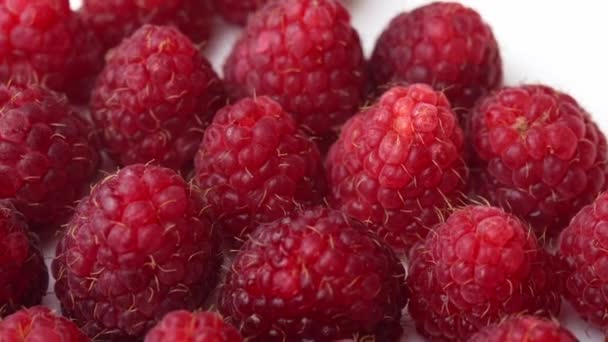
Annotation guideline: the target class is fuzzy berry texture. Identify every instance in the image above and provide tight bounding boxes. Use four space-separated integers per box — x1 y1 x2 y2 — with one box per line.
0 306 90 342
326 84 468 252
223 0 368 145
145 311 242 342
194 96 325 244
0 200 48 318
471 84 608 238
0 84 99 230
91 25 225 171
407 205 561 341
80 0 214 51
214 0 268 25
219 207 407 341
0 0 104 104
370 2 502 114
469 316 577 342
52 164 222 340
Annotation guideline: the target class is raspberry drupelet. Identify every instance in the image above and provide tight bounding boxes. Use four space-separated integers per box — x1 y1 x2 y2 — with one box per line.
0 306 90 342
194 96 325 244
52 164 222 340
470 84 608 238
326 84 468 252
468 316 577 342
214 0 268 25
145 310 243 342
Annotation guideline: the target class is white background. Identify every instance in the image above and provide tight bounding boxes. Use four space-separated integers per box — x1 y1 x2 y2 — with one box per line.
51 1 606 340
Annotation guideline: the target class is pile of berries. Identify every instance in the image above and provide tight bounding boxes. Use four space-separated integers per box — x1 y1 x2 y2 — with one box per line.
0 0 605 341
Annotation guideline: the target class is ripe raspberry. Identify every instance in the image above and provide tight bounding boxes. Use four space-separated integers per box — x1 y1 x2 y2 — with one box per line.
0 84 99 230
52 164 221 340
370 2 502 114
326 84 468 252
194 96 325 243
407 205 561 341
214 0 268 25
218 207 407 341
91 25 225 171
223 0 368 144
80 0 214 51
145 310 242 342
470 84 608 238
0 306 89 342
469 316 577 342
0 201 48 317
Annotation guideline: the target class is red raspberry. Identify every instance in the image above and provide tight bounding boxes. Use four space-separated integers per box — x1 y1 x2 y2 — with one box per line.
326 84 468 252
0 306 89 342
223 0 368 145
0 84 99 230
214 0 268 25
52 164 221 340
370 2 502 114
80 0 214 51
0 200 48 317
194 96 325 243
407 205 561 341
470 84 608 238
145 310 242 342
91 25 225 171
218 207 407 341
469 316 577 342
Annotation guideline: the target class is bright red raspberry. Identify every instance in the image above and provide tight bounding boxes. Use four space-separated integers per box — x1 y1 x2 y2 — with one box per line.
91 25 225 171
407 205 561 341
0 84 99 230
194 96 325 244
223 0 368 144
214 0 268 25
218 207 407 341
145 310 242 342
0 201 48 317
470 84 608 238
370 2 502 114
469 316 577 342
80 0 214 51
326 84 468 252
52 164 221 340
0 306 90 342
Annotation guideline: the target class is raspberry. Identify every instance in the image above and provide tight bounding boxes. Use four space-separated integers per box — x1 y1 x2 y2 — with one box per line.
218 207 407 341
91 25 225 171
0 84 99 230
326 84 468 252
223 0 368 145
469 316 577 342
470 84 608 238
145 310 242 342
214 0 268 25
194 96 325 243
370 2 502 114
0 306 89 342
52 164 222 340
407 205 561 341
0 200 47 317
80 0 214 51
0 0 104 104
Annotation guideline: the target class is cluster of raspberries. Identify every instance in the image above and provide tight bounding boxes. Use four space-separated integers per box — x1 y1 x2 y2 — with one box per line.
0 0 605 341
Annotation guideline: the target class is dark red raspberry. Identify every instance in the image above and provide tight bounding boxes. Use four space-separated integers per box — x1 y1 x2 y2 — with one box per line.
407 205 561 341
80 0 214 51
214 0 268 25
91 25 225 171
0 84 99 230
370 2 502 114
52 164 221 340
218 207 407 341
0 0 104 104
0 306 90 342
194 96 325 244
223 0 368 144
0 200 48 317
469 316 577 342
326 84 468 252
145 310 242 342
470 84 608 238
